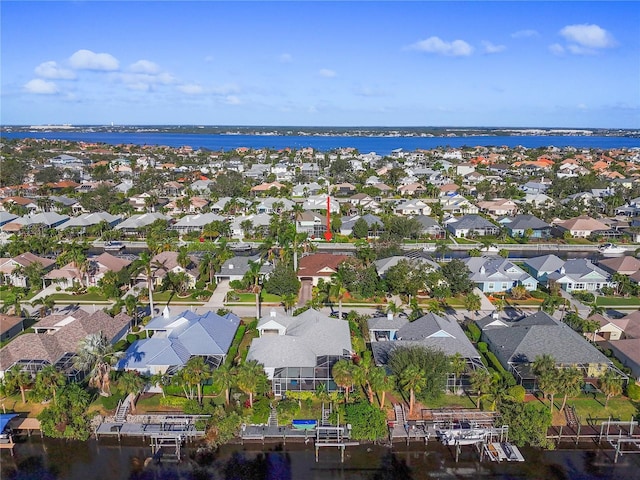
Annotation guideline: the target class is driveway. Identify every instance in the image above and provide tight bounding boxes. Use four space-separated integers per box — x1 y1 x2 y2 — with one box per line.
202 279 231 309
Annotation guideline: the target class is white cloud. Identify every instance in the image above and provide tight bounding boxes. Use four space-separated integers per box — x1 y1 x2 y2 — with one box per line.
354 85 387 97
408 36 473 56
178 83 204 95
129 60 160 74
577 103 588 110
69 49 119 71
567 44 597 55
225 95 241 105
24 78 59 94
511 29 539 39
560 24 616 49
114 71 175 91
549 43 565 55
34 61 76 79
279 53 293 63
319 68 337 78
482 41 506 54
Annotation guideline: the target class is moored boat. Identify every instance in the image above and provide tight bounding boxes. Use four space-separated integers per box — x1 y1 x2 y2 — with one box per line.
598 243 626 256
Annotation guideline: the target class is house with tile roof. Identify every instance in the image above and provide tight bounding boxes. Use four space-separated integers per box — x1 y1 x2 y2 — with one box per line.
477 198 518 217
554 215 610 238
117 308 240 375
598 256 640 276
0 314 25 343
0 253 56 288
475 311 616 391
0 308 130 379
246 309 353 395
297 253 350 286
602 339 640 382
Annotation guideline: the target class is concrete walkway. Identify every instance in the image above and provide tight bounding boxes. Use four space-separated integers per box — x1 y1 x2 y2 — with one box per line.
201 279 230 309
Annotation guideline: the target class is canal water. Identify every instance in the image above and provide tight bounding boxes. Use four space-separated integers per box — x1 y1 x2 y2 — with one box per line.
2 437 639 480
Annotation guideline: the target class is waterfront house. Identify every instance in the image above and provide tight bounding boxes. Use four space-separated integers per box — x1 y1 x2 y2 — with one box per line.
117 308 240 376
462 256 538 293
0 308 130 380
598 256 640 277
475 311 615 391
114 213 170 236
414 215 446 238
554 215 610 238
340 213 383 237
547 259 613 293
230 213 271 239
445 214 499 238
246 309 353 395
368 312 485 390
498 215 552 239
171 213 226 235
601 339 640 382
522 254 565 284
56 211 122 233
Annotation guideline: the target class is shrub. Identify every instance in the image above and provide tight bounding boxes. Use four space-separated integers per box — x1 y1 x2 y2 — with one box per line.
126 333 138 344
626 382 640 401
530 290 548 300
509 385 526 402
572 291 595 303
486 351 506 374
477 342 488 353
467 323 481 343
250 397 271 424
285 391 315 401
292 306 309 316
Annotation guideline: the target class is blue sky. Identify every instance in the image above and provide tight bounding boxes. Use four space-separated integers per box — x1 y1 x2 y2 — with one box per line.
2 1 639 128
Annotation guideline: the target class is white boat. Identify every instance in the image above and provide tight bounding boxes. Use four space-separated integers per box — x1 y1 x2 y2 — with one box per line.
598 243 626 256
104 241 125 251
436 422 489 446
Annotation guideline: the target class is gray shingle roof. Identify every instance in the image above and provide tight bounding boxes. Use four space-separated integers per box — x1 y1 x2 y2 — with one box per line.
246 309 352 368
480 311 611 367
523 255 565 275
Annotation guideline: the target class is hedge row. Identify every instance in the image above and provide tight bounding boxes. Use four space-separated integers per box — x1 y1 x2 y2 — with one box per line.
467 323 481 343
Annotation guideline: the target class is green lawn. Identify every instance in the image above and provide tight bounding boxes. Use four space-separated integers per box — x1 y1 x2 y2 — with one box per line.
426 393 477 410
595 296 640 307
233 292 283 303
567 394 637 423
49 292 108 302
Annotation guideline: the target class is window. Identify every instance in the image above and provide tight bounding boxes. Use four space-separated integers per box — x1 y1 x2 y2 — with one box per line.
488 283 495 290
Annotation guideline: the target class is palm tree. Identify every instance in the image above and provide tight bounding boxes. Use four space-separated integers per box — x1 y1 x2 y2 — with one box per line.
450 353 466 393
599 370 623 408
533 354 559 412
385 301 404 318
5 365 33 404
31 294 56 317
131 252 160 317
74 332 124 397
246 260 263 319
149 372 170 398
282 292 297 314
236 360 264 408
118 371 145 411
463 292 482 314
434 239 450 261
399 365 427 415
332 359 355 403
558 367 583 412
354 351 376 404
330 269 349 320
34 365 65 404
212 363 235 406
480 374 514 411
181 356 211 405
469 369 492 409
377 371 395 409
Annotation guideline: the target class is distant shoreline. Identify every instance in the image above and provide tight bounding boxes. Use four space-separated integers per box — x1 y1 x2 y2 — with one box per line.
2 125 639 139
